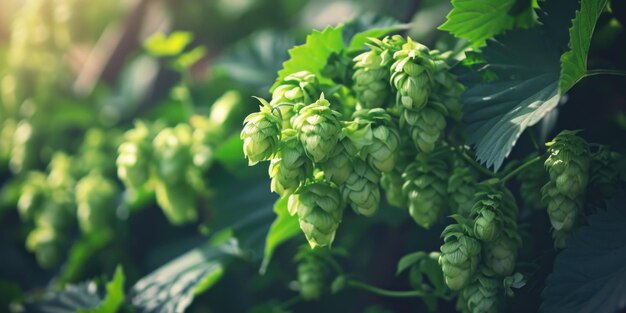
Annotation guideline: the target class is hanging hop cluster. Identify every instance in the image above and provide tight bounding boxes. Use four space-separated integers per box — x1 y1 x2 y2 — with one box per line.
439 181 522 313
517 155 548 209
541 130 590 248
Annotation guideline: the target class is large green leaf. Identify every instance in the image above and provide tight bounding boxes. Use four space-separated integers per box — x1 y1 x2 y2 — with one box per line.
462 28 562 171
22 267 125 313
559 0 609 93
131 240 240 313
260 196 300 274
439 0 535 46
541 196 626 313
215 31 298 96
271 25 345 91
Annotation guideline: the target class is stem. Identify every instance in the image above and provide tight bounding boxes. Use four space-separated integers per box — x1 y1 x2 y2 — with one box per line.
584 69 626 78
346 280 426 298
317 253 344 275
460 150 495 177
500 155 542 183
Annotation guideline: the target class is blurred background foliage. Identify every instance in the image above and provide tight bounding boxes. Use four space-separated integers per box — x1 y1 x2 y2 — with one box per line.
0 0 625 312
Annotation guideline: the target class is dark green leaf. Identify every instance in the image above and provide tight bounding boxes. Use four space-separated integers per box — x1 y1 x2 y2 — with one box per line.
342 14 409 53
22 283 103 313
396 251 427 275
260 196 300 274
131 240 240 313
541 196 626 313
536 0 579 50
559 0 609 93
439 0 535 46
215 31 298 96
462 28 562 171
58 231 113 285
271 25 345 91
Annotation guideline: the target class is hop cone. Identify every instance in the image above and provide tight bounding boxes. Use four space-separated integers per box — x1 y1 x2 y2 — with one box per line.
542 130 590 247
353 108 400 173
430 53 464 120
241 98 282 165
297 256 328 300
438 223 481 291
390 38 434 111
462 272 501 313
271 71 320 128
544 130 590 197
155 180 197 225
589 149 625 199
321 139 353 185
518 157 548 209
483 234 519 277
17 172 49 221
117 121 153 189
75 171 119 234
288 182 345 248
352 38 396 109
447 165 478 216
269 130 310 196
381 168 406 208
26 225 62 269
153 124 193 184
292 95 342 163
402 154 448 228
341 160 381 216
401 105 447 153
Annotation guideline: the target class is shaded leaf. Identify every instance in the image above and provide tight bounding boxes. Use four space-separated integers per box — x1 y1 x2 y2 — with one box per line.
396 251 427 275
439 0 535 46
541 195 626 313
260 196 300 274
559 0 609 93
271 26 345 91
131 240 241 313
342 13 409 53
462 28 562 171
215 31 298 96
80 266 125 313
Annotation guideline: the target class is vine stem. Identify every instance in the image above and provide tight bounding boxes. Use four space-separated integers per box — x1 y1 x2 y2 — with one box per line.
346 280 426 298
500 155 542 183
459 150 495 177
278 295 302 310
584 69 626 78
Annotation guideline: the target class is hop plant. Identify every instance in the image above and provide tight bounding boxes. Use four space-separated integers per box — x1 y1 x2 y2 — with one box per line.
321 139 353 186
117 121 156 189
589 149 625 199
292 95 342 163
483 234 519 277
541 130 590 247
155 180 197 225
153 124 194 184
288 182 345 248
353 108 400 173
269 130 311 196
241 98 282 165
400 106 447 153
439 223 481 291
381 168 406 208
297 255 329 301
447 164 479 216
402 154 448 228
341 160 381 216
75 171 119 234
17 172 49 220
461 271 501 313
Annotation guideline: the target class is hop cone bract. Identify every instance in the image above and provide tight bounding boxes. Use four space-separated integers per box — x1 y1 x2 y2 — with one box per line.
402 154 448 228
341 160 381 216
292 95 342 163
439 223 481 291
241 98 282 165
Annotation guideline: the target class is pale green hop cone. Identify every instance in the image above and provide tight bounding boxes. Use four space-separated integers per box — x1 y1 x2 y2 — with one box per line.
241 98 282 165
401 154 448 228
75 171 119 234
438 223 481 291
341 160 381 216
292 95 342 163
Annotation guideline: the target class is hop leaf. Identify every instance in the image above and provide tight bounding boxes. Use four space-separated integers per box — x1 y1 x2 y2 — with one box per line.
241 98 282 165
288 182 345 248
292 95 342 163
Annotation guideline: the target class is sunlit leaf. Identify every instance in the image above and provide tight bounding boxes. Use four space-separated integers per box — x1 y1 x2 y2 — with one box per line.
144 32 194 57
559 0 609 93
80 266 125 313
439 0 535 46
343 14 409 53
271 25 345 91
